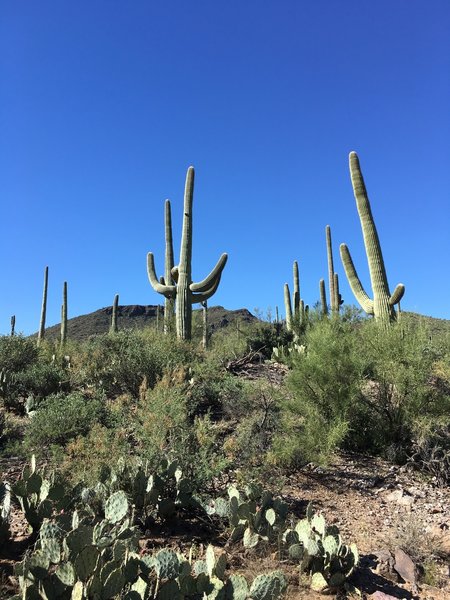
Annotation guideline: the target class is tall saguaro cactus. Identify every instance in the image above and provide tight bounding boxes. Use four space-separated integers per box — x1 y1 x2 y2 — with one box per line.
325 225 343 314
60 281 67 345
163 200 175 334
340 152 405 324
325 225 335 313
37 266 48 346
147 167 228 341
10 316 15 336
110 294 119 333
284 260 308 333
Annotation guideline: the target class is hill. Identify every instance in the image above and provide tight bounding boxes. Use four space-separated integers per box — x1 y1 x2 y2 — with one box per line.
35 305 258 342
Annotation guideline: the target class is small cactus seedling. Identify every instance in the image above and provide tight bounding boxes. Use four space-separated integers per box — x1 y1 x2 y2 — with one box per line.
340 152 404 324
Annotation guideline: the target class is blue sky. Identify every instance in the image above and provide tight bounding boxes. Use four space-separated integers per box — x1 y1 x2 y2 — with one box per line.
1 1 449 335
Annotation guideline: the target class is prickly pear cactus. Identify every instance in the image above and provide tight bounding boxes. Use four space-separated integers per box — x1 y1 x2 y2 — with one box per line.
282 502 358 592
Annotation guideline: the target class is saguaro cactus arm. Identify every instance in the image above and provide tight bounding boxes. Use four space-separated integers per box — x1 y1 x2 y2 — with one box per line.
190 253 228 293
390 283 405 306
284 283 293 331
147 253 177 297
340 243 374 315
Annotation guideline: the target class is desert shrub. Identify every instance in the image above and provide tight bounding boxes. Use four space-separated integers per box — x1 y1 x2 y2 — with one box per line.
209 325 248 363
24 391 109 449
245 321 293 360
136 374 228 491
60 423 130 486
272 318 362 466
186 359 245 420
225 381 283 474
354 320 450 459
0 335 38 372
15 361 67 407
0 336 40 410
70 328 195 397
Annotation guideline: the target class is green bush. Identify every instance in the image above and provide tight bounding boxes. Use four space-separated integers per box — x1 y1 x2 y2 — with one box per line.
355 320 450 459
24 391 108 448
272 318 362 466
136 374 228 492
0 335 40 410
273 317 450 468
70 328 195 398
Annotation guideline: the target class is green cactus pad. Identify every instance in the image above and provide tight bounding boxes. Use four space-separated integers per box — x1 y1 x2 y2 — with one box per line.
66 525 93 555
224 574 248 600
249 571 287 600
311 572 328 592
105 491 128 523
265 508 276 526
155 549 180 580
328 572 346 588
311 514 325 536
213 497 230 518
243 527 260 548
102 567 125 599
74 545 100 581
157 579 182 600
41 537 60 564
71 581 84 600
55 561 76 586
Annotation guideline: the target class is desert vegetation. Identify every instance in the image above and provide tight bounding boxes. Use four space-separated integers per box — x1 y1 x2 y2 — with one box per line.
1 153 449 599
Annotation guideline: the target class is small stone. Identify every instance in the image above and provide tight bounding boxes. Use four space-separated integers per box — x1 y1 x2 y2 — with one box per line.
393 547 417 584
386 489 403 502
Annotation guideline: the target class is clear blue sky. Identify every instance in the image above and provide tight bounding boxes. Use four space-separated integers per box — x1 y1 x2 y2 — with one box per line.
1 1 449 335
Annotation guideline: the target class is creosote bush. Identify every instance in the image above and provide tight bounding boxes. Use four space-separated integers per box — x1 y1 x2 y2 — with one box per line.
24 391 110 449
69 328 195 398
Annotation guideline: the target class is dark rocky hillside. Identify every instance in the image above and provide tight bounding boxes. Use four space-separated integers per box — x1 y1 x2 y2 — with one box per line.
35 305 258 342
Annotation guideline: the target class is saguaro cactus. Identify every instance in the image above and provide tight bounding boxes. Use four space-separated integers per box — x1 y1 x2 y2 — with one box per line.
147 167 228 341
340 152 404 324
37 266 48 346
60 281 67 345
325 226 343 314
110 294 119 333
10 316 15 336
163 200 175 334
201 300 209 350
284 260 308 332
319 279 328 316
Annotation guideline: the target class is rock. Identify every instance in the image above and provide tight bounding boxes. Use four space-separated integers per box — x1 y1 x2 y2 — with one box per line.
397 494 414 507
370 592 401 600
386 489 403 502
393 547 417 585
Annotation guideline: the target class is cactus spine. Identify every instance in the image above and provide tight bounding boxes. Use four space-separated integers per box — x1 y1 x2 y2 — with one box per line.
10 316 15 336
319 279 328 316
147 167 228 341
37 266 48 346
340 152 405 324
60 281 67 345
110 294 119 333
